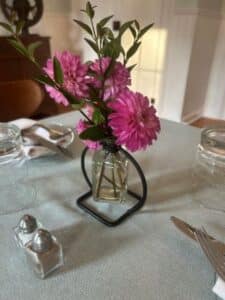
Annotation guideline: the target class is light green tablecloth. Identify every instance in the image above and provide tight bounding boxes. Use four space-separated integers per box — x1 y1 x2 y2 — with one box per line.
0 111 223 300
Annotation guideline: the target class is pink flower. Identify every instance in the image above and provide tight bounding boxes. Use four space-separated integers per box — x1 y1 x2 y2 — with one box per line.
90 57 131 100
76 119 101 150
108 89 161 152
43 51 90 106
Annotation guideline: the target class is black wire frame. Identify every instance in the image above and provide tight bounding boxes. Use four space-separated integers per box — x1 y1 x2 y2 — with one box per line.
76 147 148 227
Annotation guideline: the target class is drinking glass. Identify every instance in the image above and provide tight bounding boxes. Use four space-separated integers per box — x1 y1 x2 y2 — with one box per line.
0 123 35 215
192 128 225 212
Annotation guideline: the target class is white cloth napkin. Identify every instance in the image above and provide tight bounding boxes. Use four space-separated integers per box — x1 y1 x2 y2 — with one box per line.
213 277 225 299
10 118 56 159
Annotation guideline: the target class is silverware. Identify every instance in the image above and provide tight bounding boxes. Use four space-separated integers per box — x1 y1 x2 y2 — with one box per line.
33 135 73 158
195 228 225 281
170 216 225 254
22 123 72 140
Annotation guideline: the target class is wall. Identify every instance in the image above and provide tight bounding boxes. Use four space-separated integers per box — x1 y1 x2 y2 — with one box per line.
160 0 224 122
182 13 221 122
159 3 198 121
203 11 225 119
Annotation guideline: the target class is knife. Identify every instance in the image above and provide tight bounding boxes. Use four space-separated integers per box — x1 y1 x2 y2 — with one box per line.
33 134 73 158
170 216 225 254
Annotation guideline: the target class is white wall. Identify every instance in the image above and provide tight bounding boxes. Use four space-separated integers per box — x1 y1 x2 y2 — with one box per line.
159 5 198 121
203 18 225 120
161 0 224 122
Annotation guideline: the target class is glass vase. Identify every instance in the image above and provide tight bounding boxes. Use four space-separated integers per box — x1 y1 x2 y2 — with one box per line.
92 145 128 203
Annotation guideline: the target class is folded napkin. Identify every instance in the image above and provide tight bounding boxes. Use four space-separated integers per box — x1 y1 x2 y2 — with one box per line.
10 118 58 159
213 277 225 299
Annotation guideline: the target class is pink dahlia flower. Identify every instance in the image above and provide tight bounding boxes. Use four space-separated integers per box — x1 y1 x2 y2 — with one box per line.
90 57 131 100
76 119 101 150
108 89 161 152
43 51 89 106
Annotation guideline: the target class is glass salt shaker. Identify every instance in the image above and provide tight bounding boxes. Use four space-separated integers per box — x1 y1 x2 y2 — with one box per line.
25 229 64 279
14 215 40 248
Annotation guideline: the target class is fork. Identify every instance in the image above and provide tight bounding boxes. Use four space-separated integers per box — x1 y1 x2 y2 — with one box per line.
195 228 225 281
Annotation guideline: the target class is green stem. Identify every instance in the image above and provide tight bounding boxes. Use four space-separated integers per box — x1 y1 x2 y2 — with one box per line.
111 157 117 197
89 16 106 101
96 152 108 198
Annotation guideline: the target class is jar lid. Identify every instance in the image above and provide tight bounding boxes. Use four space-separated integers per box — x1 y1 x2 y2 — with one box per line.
199 128 225 163
18 214 37 234
31 229 53 253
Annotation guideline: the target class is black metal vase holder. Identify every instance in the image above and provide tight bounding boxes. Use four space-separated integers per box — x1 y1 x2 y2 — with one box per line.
76 146 147 227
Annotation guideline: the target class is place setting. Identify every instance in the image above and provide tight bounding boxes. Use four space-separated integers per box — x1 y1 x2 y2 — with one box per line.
10 118 75 159
0 119 75 215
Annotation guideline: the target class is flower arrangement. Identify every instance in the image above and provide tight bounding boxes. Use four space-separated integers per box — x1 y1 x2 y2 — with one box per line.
0 2 160 153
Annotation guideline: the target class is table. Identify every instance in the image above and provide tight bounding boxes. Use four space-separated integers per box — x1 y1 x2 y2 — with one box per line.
0 111 223 300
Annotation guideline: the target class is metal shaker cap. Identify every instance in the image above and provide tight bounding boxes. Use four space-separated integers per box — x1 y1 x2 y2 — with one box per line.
18 215 37 234
32 229 53 253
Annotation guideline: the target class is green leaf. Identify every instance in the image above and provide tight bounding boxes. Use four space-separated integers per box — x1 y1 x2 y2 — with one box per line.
129 25 136 39
86 2 95 18
93 108 105 125
118 20 134 37
104 58 115 78
36 74 55 87
53 56 64 84
98 15 114 27
126 42 141 61
59 88 81 105
79 126 106 141
71 102 85 110
27 41 42 57
7 39 29 57
138 23 154 39
134 20 140 30
102 38 121 59
73 19 92 35
16 20 25 35
0 22 14 33
84 38 99 54
127 64 137 72
102 27 114 40
97 23 104 38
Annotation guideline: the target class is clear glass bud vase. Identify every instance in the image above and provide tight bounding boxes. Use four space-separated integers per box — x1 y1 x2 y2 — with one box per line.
92 143 128 203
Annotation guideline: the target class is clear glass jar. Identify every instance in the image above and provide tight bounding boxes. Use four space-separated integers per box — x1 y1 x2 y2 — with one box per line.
92 144 128 203
0 123 23 165
192 128 225 211
0 123 35 215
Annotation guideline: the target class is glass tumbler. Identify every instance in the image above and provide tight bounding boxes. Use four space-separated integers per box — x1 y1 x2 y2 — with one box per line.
192 128 225 212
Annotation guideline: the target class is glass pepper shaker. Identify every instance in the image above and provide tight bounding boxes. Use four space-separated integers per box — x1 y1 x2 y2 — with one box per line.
25 229 64 279
14 214 39 248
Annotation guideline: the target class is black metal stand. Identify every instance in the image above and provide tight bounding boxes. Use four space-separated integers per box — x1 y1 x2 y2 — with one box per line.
76 147 147 227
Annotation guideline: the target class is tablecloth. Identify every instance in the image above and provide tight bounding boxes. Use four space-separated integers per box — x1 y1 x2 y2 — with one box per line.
0 111 223 300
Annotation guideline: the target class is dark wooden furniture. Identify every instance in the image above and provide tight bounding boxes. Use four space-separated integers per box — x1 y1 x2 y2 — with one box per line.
0 35 59 117
0 79 44 122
